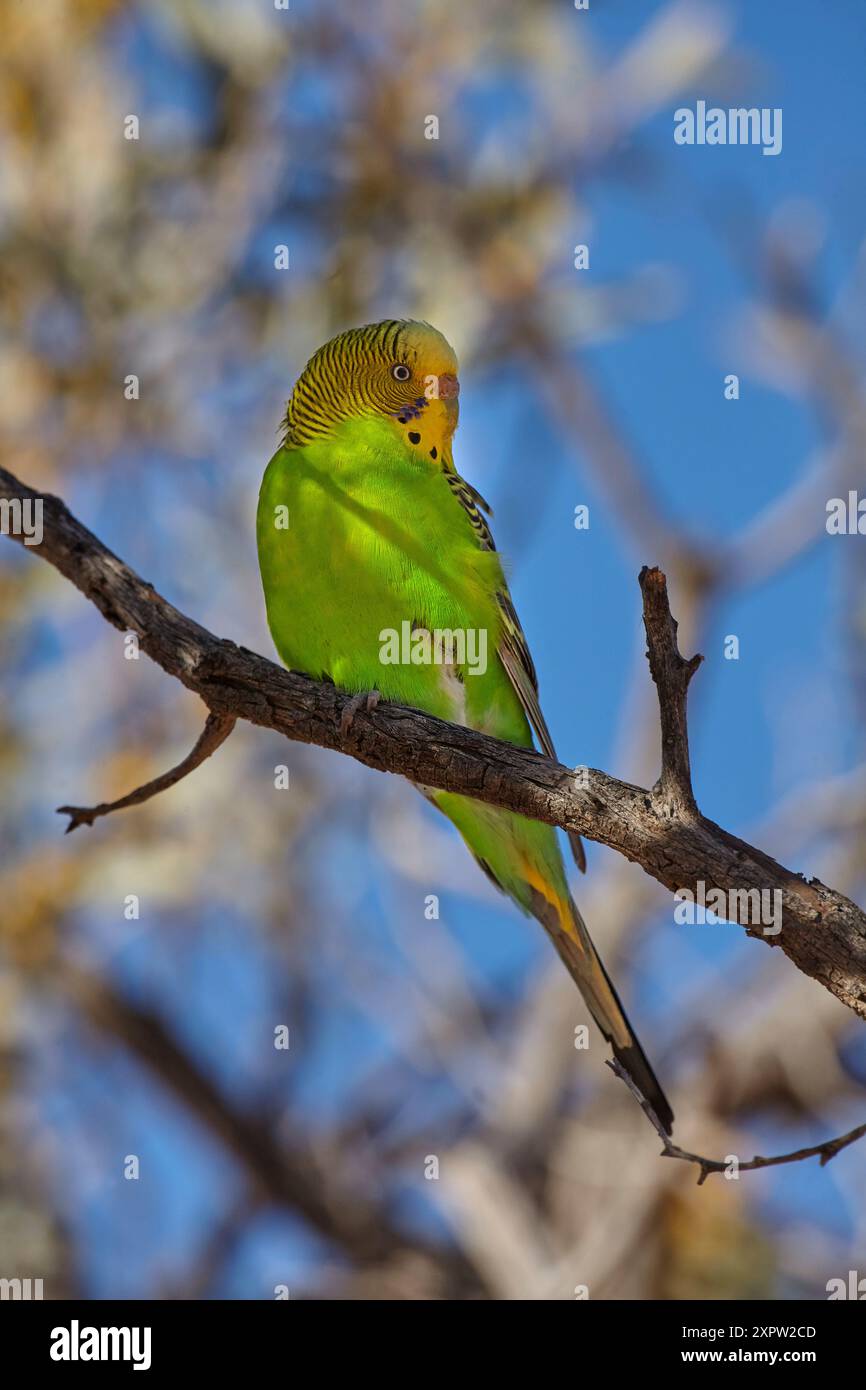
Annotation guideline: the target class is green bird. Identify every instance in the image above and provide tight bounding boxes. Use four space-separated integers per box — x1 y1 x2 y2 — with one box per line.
257 319 673 1132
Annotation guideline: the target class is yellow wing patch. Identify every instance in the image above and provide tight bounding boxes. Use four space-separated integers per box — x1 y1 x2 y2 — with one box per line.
518 855 582 944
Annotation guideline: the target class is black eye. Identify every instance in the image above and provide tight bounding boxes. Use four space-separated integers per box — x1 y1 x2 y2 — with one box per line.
391 364 411 381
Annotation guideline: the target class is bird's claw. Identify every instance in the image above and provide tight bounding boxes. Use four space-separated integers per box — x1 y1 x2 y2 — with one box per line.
339 689 380 741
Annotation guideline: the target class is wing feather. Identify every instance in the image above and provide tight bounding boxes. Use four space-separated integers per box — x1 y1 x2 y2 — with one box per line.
496 591 586 873
443 467 587 874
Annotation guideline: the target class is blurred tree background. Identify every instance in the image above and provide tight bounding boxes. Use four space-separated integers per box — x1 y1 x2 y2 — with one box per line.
1 0 866 1299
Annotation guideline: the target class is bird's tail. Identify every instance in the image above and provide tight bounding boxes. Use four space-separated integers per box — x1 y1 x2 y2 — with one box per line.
524 869 674 1134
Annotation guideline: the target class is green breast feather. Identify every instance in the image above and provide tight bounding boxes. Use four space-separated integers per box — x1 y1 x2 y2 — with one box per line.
257 414 530 743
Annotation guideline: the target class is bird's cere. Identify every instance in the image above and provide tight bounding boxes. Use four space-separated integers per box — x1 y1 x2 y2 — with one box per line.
437 372 460 400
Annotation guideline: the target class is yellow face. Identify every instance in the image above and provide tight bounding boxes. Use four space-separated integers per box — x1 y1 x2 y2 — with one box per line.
283 318 460 462
387 321 460 464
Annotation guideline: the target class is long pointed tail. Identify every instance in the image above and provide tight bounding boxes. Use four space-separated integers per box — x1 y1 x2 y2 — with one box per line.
528 885 674 1134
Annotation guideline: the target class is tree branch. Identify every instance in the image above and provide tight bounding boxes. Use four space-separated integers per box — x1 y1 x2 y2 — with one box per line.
58 711 236 832
639 565 703 814
3 464 866 1025
607 1058 866 1184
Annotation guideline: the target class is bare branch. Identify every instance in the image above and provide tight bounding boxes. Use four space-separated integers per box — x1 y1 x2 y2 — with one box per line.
57 711 236 833
639 565 703 813
608 1059 866 1184
4 465 866 1021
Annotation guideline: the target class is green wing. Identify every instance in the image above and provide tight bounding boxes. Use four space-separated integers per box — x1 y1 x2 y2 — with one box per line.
444 467 587 874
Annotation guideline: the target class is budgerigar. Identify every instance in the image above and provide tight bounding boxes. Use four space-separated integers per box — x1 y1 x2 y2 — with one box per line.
257 319 673 1132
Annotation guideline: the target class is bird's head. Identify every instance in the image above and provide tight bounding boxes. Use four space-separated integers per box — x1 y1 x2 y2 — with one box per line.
282 319 460 463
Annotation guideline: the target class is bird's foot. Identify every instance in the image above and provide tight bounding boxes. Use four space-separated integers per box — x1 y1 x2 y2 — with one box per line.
339 689 380 741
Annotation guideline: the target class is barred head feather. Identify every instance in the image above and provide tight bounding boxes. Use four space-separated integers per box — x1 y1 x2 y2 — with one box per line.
282 319 458 446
